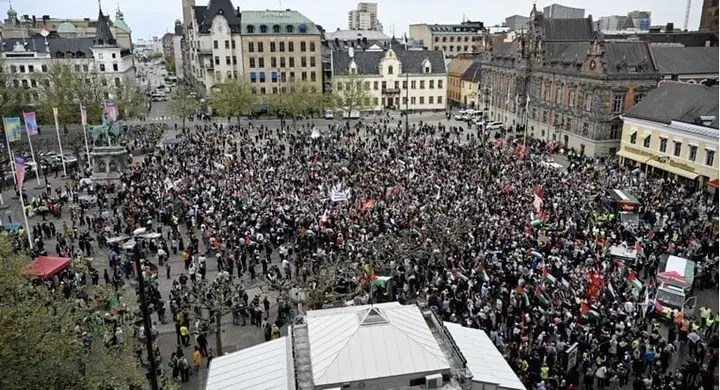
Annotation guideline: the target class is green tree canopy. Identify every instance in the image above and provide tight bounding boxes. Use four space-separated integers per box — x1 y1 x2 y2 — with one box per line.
113 78 147 120
333 73 372 117
266 82 328 125
208 79 255 122
0 237 145 389
167 85 200 129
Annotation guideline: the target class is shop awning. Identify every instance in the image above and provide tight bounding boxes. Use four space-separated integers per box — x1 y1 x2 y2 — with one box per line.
709 178 719 188
616 149 650 163
30 256 72 280
646 159 699 180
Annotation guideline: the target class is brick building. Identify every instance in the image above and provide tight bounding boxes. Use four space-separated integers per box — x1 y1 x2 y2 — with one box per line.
479 5 661 156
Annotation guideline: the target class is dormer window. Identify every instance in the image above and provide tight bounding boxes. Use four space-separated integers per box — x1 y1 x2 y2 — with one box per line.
246 25 255 33
260 25 268 33
425 67 430 73
286 25 294 33
387 65 393 75
350 68 357 74
272 25 280 33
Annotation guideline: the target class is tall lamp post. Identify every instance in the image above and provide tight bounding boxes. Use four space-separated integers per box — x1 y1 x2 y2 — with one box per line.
404 72 410 133
124 235 160 390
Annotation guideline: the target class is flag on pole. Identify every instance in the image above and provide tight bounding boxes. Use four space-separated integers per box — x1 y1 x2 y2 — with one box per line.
14 155 25 187
535 287 550 306
104 100 118 121
80 104 88 126
3 117 22 142
542 268 557 285
525 94 530 110
627 270 642 291
581 303 601 320
53 107 59 123
22 112 38 136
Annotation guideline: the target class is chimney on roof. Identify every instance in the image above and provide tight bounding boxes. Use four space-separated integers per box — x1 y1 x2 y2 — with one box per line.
31 15 36 26
666 23 674 32
362 37 367 45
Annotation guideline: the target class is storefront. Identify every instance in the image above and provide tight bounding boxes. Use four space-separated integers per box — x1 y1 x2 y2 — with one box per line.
618 145 705 189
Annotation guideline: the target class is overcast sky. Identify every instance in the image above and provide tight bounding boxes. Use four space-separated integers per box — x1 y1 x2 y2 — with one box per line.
8 0 705 40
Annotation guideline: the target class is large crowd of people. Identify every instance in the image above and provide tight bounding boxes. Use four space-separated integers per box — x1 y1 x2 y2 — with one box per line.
15 114 718 389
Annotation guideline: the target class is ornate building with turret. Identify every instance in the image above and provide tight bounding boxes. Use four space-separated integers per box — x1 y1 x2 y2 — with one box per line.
0 4 132 49
479 5 661 156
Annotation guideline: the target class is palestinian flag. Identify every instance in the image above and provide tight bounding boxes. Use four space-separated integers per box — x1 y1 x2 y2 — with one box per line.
535 287 550 307
560 278 570 290
362 199 376 212
627 270 642 291
543 268 557 285
478 265 489 282
533 185 545 213
515 287 530 306
581 303 601 320
371 276 391 288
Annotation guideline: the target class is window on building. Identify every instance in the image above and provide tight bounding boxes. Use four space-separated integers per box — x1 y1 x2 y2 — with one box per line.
280 57 286 67
610 124 620 139
260 25 268 33
270 42 276 52
673 141 682 157
213 40 218 49
336 82 343 91
411 96 416 104
288 42 294 52
301 57 307 67
224 40 230 49
438 80 443 89
111 63 117 71
289 57 295 67
556 87 562 104
247 25 255 33
387 65 393 75
271 72 278 82
289 72 295 81
569 90 575 107
249 58 255 68
584 93 593 111
582 122 589 137
248 42 254 52
402 80 408 89
259 72 266 82
27 65 34 73
272 25 280 33
411 80 416 89
613 94 625 113
286 25 294 33
310 72 316 82
419 96 425 104
643 135 651 148
232 56 237 65
214 56 220 65
310 57 316 67
257 42 264 52
429 96 434 104
373 81 379 90
420 80 425 89
373 97 379 105
300 41 306 52
226 56 231 65
633 92 645 105
279 42 285 52
438 96 443 104
41 64 47 72
429 80 435 89
258 58 265 67
114 77 121 86
689 145 698 161
111 53 116 59
250 72 257 82
659 138 668 153
99 64 106 72
310 42 315 51
280 72 286 82
706 149 715 166
301 72 307 81
232 40 236 49
75 64 81 72
381 81 387 90
542 110 548 123
271 57 277 67
30 80 36 88
630 132 637 144
18 65 25 73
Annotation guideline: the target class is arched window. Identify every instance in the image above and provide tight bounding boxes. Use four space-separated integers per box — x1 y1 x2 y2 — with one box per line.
687 79 697 84
272 25 280 33
246 25 255 33
387 65 393 75
286 25 294 33
260 25 268 33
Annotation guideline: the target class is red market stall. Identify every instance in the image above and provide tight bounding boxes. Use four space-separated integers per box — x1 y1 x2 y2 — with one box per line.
31 256 72 280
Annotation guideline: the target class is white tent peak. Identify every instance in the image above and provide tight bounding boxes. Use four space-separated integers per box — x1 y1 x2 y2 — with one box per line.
359 307 388 326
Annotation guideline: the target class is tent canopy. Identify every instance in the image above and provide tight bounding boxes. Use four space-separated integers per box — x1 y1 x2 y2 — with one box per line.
31 256 72 280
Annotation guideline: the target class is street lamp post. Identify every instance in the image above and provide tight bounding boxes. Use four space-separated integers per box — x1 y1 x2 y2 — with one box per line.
404 72 409 133
126 238 160 390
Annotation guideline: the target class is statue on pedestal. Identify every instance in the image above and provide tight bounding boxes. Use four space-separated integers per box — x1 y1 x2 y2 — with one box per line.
90 112 128 147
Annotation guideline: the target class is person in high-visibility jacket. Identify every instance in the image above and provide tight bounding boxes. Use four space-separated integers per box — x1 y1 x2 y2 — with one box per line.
540 363 549 380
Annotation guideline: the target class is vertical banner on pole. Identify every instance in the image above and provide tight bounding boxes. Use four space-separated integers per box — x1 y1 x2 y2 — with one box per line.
80 104 91 167
104 100 118 121
14 153 33 249
3 117 22 143
21 113 42 186
80 104 88 126
22 112 38 136
14 155 25 187
53 107 67 176
1 119 16 185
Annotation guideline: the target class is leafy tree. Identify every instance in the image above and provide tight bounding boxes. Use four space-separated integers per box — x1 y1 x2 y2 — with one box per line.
266 82 328 127
208 79 255 123
165 62 176 74
333 73 372 118
179 279 238 355
0 236 146 389
113 79 148 120
167 85 200 130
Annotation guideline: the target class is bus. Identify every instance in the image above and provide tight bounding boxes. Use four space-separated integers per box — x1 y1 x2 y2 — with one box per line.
163 75 178 86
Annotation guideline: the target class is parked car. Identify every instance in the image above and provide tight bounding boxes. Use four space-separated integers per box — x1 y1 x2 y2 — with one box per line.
324 110 334 120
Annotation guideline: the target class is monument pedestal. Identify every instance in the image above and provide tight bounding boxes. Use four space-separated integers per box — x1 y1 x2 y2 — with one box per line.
90 146 129 184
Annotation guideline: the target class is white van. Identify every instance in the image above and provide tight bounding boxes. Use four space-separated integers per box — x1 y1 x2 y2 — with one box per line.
454 110 467 120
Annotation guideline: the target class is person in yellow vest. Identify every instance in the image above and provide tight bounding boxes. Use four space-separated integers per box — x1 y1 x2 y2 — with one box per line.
705 313 716 338
180 324 190 347
699 306 711 327
540 362 549 381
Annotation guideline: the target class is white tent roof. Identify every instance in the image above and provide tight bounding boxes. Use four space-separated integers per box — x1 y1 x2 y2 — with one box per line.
444 323 525 390
306 302 450 386
205 336 295 390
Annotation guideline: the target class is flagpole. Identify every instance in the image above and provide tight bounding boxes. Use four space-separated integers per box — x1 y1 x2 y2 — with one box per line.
24 122 42 187
53 108 67 177
18 183 32 249
80 104 91 167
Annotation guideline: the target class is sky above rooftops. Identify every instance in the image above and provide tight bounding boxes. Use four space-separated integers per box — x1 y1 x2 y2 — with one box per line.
9 0 705 41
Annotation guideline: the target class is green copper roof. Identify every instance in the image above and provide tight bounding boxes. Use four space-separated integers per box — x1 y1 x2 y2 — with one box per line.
56 21 77 34
114 10 131 32
240 10 319 35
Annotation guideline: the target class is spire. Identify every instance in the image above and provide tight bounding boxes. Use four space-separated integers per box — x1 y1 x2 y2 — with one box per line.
7 0 16 21
116 3 124 20
94 2 117 46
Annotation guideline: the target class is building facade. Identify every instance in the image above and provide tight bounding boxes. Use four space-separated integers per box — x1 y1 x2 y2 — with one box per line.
618 82 718 188
348 2 382 32
409 21 485 56
651 46 718 85
162 32 175 63
240 10 323 95
504 15 530 31
331 44 448 113
1 5 135 103
1 5 132 49
446 58 472 107
480 6 661 156
182 0 243 95
699 0 719 32
627 10 651 30
543 4 585 19
460 62 481 109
